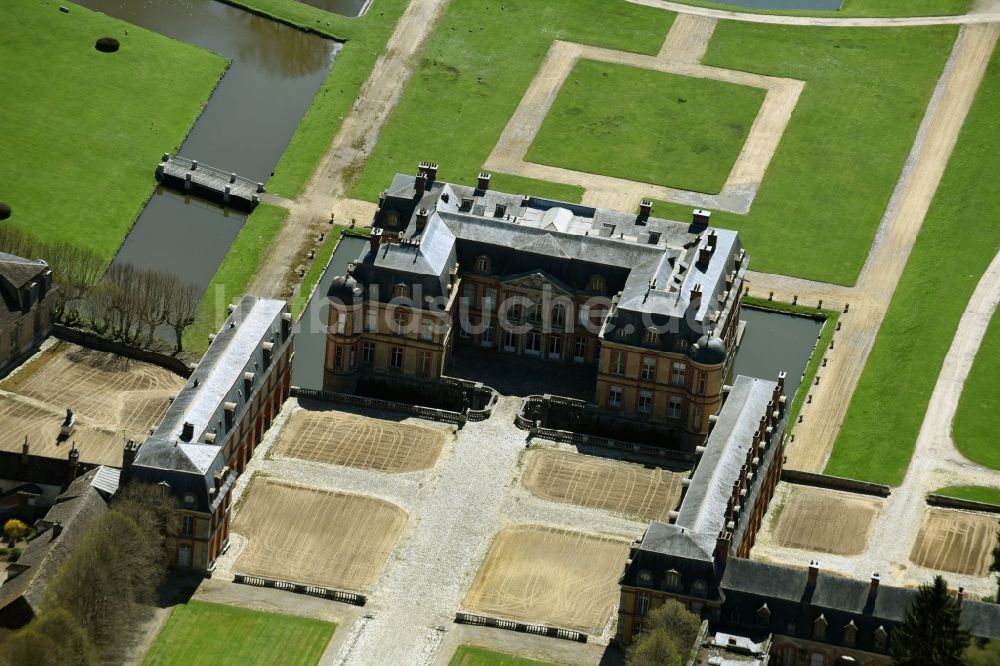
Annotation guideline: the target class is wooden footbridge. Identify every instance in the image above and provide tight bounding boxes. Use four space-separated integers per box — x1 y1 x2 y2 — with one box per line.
155 154 263 211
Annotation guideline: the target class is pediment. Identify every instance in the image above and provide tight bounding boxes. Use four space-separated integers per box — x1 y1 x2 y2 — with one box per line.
501 271 573 296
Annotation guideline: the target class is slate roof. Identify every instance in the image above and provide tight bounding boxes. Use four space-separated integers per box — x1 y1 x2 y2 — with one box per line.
130 295 290 513
351 173 745 347
0 469 108 621
676 376 779 536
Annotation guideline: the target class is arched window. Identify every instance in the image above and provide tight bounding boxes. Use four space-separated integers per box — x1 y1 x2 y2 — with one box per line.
637 569 653 586
663 570 681 590
393 283 410 299
475 255 491 273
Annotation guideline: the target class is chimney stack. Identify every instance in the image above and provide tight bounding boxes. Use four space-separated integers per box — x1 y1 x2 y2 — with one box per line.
418 161 438 182
20 436 29 469
52 522 63 539
415 207 429 233
181 422 195 442
808 560 820 587
957 587 965 607
715 530 732 568
639 199 652 218
870 572 880 598
699 234 717 266
414 171 428 196
689 283 703 310
477 172 491 192
692 208 711 226
67 446 80 483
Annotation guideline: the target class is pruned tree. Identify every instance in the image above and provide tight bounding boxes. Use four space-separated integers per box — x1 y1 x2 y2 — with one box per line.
4 518 27 542
135 269 174 348
891 575 970 666
166 281 200 353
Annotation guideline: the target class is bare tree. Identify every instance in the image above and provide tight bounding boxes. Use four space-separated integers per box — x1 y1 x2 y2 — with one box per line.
166 281 200 353
135 270 173 348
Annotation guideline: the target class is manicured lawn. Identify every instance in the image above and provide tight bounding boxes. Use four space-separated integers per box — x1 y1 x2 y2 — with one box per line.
954 306 1000 469
448 645 563 666
228 0 410 199
935 485 1000 506
664 0 970 17
653 23 955 285
825 45 1000 485
526 61 765 194
350 0 675 203
0 0 226 265
183 204 289 354
143 600 334 666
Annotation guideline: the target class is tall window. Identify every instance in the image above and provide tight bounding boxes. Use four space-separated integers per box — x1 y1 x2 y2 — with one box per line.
366 309 377 332
636 592 649 616
462 283 476 305
394 312 407 336
638 392 652 414
671 362 686 386
417 351 431 377
664 570 681 589
527 300 541 323
548 335 562 359
697 372 706 395
181 515 194 537
668 396 683 419
611 351 625 376
482 287 496 312
421 319 433 341
644 329 659 345
551 304 566 330
482 323 494 346
608 387 623 409
362 342 375 366
641 358 656 381
390 346 403 369
475 255 491 273
574 336 587 362
334 313 346 334
526 331 542 355
503 329 517 352
334 346 344 370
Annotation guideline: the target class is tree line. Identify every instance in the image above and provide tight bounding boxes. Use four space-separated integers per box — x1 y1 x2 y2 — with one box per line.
0 483 175 665
0 226 199 352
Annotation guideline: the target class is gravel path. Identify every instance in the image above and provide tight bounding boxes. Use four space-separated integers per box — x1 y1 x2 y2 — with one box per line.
753 249 1000 597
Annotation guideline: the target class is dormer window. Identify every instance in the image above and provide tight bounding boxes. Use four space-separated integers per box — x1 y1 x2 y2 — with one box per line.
663 570 681 590
588 274 606 292
475 255 491 273
756 603 770 628
813 614 828 641
393 283 410 299
874 625 888 651
844 620 857 647
644 329 660 345
637 569 654 586
494 204 507 218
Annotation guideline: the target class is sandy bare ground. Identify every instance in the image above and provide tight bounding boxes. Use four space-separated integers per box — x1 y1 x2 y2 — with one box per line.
909 508 998 576
757 483 882 556
773 24 1000 473
628 0 1000 26
232 478 407 591
246 0 451 300
462 525 631 634
520 448 685 522
0 342 183 464
274 407 447 473
485 21 803 215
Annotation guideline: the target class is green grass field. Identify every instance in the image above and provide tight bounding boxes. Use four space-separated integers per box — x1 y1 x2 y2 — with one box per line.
653 23 955 285
526 61 765 194
664 0 970 18
953 306 1000 469
143 601 334 666
448 646 562 666
0 0 226 265
350 0 675 203
825 45 1000 485
228 0 410 198
934 485 1000 506
183 204 288 354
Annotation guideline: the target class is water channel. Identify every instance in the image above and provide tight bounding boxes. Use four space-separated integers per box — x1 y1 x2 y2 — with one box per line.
75 0 339 292
732 307 824 404
292 234 367 389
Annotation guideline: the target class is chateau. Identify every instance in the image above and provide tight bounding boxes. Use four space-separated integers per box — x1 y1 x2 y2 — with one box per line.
325 164 747 449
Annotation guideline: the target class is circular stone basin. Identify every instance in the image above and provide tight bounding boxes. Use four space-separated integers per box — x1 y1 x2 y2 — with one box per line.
95 37 120 53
